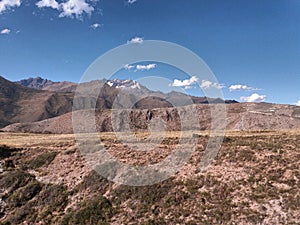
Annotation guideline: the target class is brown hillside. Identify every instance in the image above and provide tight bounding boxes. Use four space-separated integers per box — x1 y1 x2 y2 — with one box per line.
0 130 299 224
3 102 300 134
0 76 86 128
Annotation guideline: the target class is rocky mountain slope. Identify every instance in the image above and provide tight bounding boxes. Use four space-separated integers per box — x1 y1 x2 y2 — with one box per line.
0 77 172 128
1 76 238 129
17 76 237 104
3 102 300 134
16 77 76 92
0 76 76 128
2 75 300 133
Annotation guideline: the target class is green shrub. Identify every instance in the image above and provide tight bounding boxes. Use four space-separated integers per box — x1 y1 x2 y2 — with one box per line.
73 170 110 195
7 181 42 208
4 205 33 225
27 151 57 169
34 184 68 211
61 196 113 225
3 183 68 224
0 170 34 194
111 179 173 207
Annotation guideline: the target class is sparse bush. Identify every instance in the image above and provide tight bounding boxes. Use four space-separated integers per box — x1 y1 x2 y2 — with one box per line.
222 136 232 143
0 145 18 160
0 170 34 194
111 179 173 207
73 170 111 195
27 151 57 169
61 196 113 225
25 184 69 224
7 181 42 208
63 148 76 155
3 183 68 224
34 184 68 211
185 178 203 194
238 149 256 162
4 205 33 225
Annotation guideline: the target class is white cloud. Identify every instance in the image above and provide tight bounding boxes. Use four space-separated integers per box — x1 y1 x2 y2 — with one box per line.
124 64 135 70
0 28 10 34
136 64 156 71
128 0 138 4
240 93 266 102
0 0 21 14
200 80 224 89
90 23 102 29
36 0 94 18
36 0 59 9
171 76 198 89
124 63 156 71
229 84 257 91
296 100 300 106
59 0 94 18
127 37 143 44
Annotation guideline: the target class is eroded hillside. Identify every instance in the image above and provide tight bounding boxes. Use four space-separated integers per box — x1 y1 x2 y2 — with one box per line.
0 131 299 224
3 102 300 134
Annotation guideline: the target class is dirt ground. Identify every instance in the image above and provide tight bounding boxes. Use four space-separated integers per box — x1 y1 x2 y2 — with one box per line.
0 130 299 224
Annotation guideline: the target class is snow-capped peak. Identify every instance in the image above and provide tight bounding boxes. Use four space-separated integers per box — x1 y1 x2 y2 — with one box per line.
105 79 141 89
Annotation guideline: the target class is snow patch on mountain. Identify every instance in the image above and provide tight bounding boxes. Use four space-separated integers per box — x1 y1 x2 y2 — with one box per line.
106 79 141 89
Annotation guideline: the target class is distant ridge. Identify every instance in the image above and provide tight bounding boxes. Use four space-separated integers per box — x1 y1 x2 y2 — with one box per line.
16 77 55 89
16 76 238 104
3 102 300 134
0 76 75 128
16 77 76 92
0 75 240 129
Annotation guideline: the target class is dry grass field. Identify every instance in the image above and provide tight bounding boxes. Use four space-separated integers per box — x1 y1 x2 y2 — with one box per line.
0 130 299 224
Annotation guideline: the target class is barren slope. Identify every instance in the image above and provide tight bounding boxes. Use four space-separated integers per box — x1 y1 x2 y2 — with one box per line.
0 76 77 128
3 102 300 133
3 76 238 130
0 131 299 224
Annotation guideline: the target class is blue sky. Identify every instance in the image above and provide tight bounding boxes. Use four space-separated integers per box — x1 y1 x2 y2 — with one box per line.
0 0 299 105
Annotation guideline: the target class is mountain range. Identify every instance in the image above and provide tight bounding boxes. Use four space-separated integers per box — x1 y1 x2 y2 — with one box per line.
16 77 76 92
1 76 300 133
0 76 75 128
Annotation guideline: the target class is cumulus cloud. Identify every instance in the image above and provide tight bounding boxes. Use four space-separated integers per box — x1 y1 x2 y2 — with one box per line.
0 0 21 14
59 0 94 18
127 37 143 44
90 23 102 29
240 93 266 102
128 0 138 4
229 84 257 91
200 80 224 89
296 100 300 106
36 0 94 18
171 76 198 89
0 28 10 34
136 64 156 71
36 0 59 9
124 63 156 71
